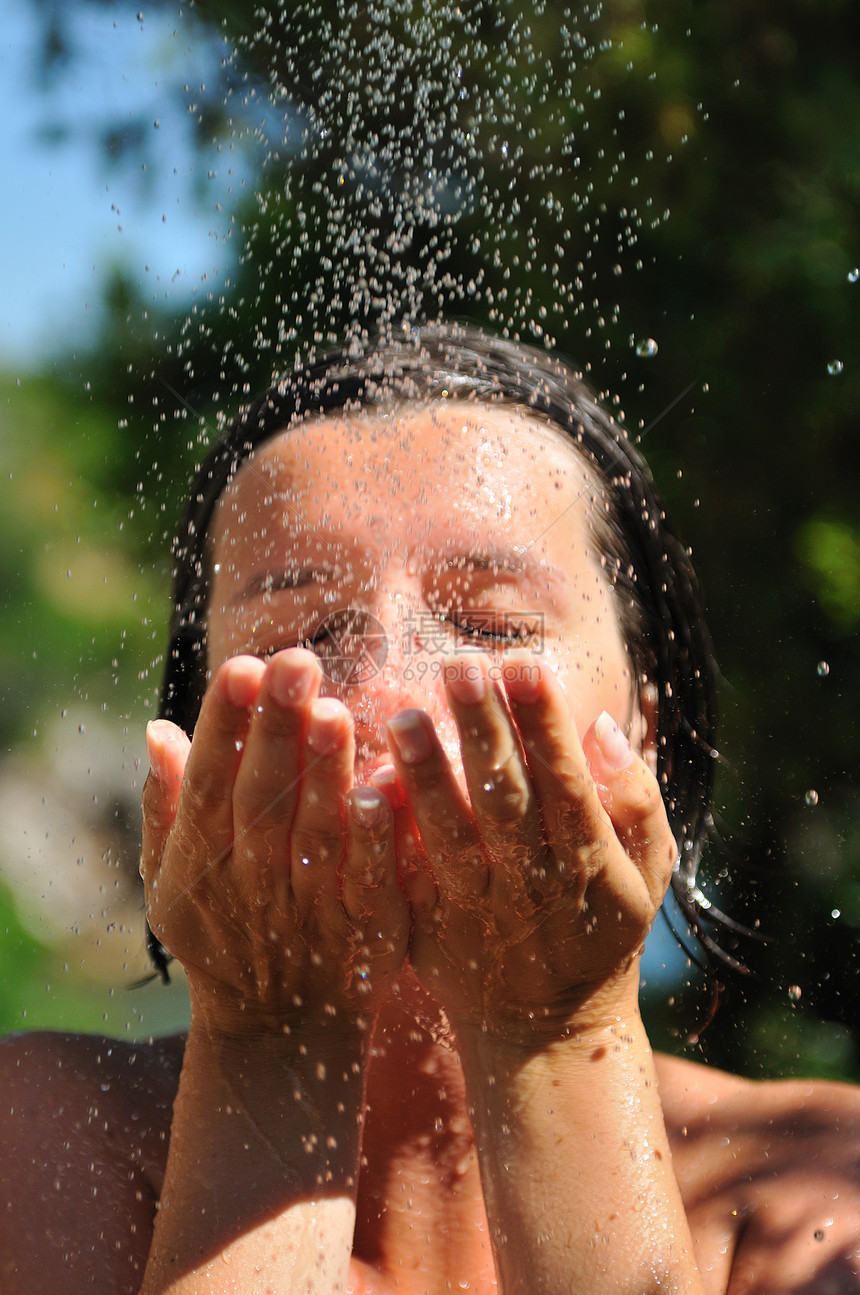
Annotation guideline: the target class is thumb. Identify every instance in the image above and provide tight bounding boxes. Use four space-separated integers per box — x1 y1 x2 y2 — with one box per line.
141 719 191 879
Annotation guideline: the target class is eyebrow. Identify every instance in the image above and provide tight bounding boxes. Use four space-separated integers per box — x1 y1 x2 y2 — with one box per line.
446 549 568 590
230 549 568 608
230 564 342 605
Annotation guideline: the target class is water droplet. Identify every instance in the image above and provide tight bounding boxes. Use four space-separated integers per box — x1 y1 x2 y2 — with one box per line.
804 789 819 807
831 908 841 920
635 338 658 358
787 985 802 1003
817 660 830 678
848 268 859 283
827 359 844 375
234 738 244 751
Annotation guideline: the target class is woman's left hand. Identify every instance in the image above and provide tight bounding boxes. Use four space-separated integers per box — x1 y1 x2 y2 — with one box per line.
381 649 677 1043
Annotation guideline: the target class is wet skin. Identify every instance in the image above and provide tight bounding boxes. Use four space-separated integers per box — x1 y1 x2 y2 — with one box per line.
1 403 859 1294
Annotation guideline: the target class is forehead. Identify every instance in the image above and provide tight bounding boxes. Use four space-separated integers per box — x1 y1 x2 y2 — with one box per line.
212 400 601 554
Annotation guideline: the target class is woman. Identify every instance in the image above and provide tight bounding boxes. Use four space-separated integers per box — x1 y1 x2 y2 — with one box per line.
1 328 859 1294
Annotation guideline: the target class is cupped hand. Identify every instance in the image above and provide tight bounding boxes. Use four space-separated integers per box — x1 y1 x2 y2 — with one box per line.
140 648 409 1040
381 650 677 1043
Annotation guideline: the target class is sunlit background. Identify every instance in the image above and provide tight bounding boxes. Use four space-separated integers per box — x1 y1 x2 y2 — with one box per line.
1 0 858 1075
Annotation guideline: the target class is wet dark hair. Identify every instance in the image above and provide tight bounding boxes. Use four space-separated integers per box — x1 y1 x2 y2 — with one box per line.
150 324 727 979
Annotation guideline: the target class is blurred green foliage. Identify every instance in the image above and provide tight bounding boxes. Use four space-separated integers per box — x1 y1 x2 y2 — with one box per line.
4 0 860 1076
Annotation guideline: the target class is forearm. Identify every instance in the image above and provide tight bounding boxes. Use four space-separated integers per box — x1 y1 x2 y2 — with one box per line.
457 1004 705 1295
140 1023 368 1295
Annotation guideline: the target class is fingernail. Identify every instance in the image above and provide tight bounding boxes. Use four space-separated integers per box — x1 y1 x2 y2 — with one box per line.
370 764 407 809
307 698 349 754
270 654 318 707
445 653 487 704
387 709 433 764
502 651 542 703
594 711 635 770
145 720 172 781
223 658 262 708
348 787 388 830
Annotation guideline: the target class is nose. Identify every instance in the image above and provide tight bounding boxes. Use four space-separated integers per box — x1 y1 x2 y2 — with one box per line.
313 584 456 763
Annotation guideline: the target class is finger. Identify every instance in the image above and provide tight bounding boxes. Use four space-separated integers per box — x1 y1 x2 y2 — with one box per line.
502 651 610 866
232 649 322 877
386 709 487 904
443 651 541 862
370 764 438 913
177 655 266 841
141 719 190 880
583 711 677 908
290 697 354 920
343 788 409 958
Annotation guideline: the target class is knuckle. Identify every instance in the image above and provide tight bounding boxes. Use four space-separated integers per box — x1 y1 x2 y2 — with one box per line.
291 821 344 866
253 700 302 742
181 773 230 820
476 752 531 822
234 778 293 826
482 787 531 829
621 769 664 819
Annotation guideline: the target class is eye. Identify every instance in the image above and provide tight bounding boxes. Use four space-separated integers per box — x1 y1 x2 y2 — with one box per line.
256 623 335 660
446 610 542 646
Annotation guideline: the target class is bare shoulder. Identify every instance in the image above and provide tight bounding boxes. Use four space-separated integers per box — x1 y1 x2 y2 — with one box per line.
0 1029 183 1295
656 1051 860 1294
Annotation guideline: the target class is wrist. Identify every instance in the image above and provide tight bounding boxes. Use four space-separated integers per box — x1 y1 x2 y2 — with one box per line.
188 980 377 1052
449 969 644 1057
185 1013 372 1089
178 1019 371 1196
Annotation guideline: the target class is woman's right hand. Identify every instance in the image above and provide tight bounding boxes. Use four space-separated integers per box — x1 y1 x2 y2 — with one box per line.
140 648 409 1041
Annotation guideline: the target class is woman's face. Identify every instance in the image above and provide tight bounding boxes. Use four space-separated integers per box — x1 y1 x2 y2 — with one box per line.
208 400 641 779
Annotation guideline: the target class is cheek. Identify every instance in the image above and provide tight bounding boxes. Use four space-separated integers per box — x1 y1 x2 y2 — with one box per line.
205 589 251 675
547 628 634 731
205 620 235 675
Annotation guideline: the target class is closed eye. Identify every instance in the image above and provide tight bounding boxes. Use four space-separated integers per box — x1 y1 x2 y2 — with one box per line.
446 610 543 645
257 621 339 660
